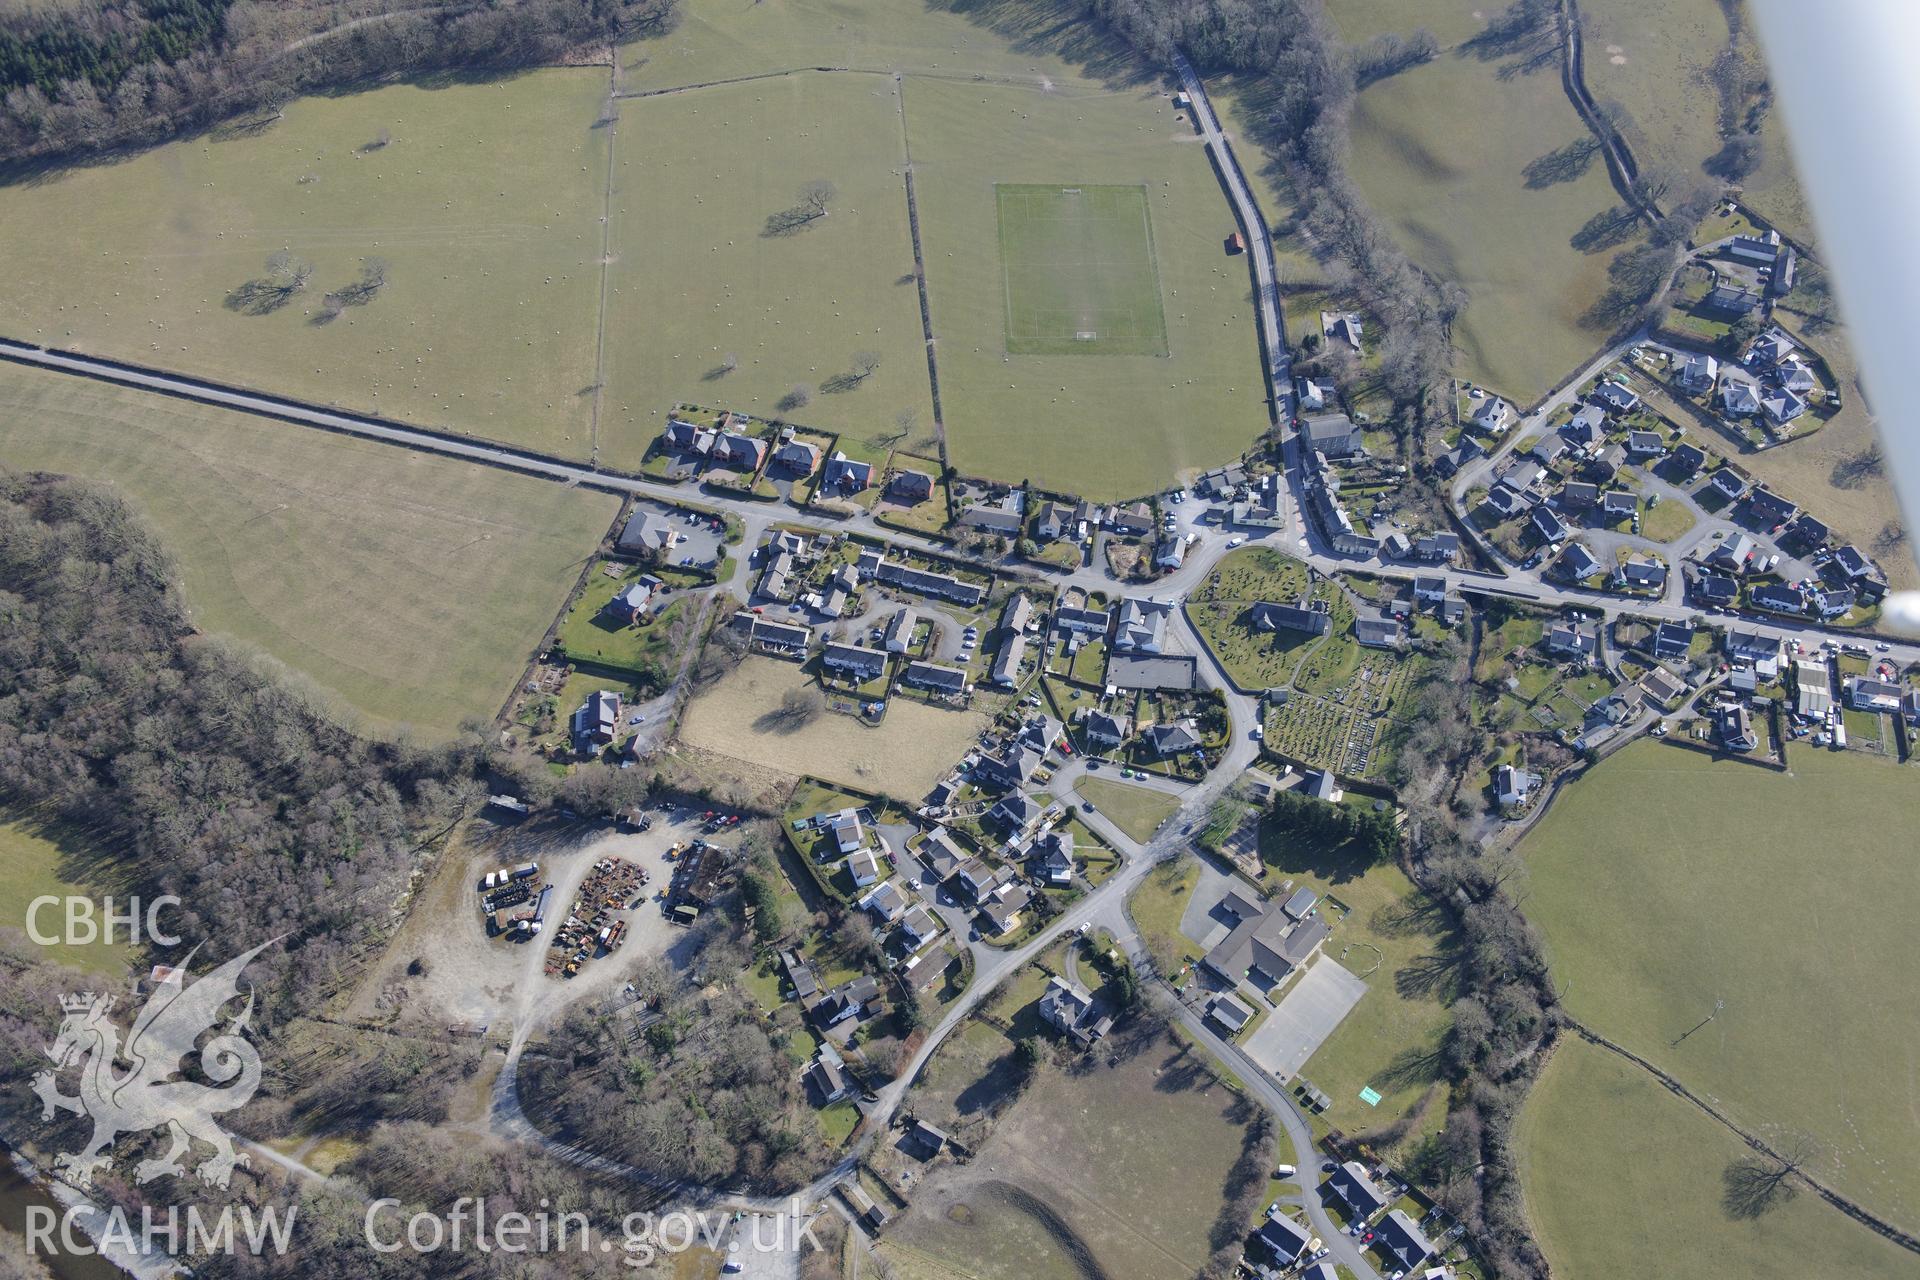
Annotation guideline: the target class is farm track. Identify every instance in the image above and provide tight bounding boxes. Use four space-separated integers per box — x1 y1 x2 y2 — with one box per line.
1557 0 1660 225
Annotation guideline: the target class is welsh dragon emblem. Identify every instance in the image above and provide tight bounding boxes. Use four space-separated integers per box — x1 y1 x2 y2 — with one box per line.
32 939 276 1189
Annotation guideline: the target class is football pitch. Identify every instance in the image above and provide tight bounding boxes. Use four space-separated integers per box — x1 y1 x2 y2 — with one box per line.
996 184 1169 357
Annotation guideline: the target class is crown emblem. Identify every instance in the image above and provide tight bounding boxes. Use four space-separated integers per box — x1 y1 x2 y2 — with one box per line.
58 993 99 1013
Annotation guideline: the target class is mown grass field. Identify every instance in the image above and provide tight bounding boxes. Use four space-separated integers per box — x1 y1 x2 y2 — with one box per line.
997 183 1168 355
0 72 610 459
910 75 1271 498
0 814 136 977
1521 739 1920 1223
1346 41 1626 400
0 361 617 737
1519 1037 1912 1280
598 72 932 471
1074 777 1180 843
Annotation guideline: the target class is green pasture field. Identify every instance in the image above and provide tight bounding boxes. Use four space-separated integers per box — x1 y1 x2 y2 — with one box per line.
0 814 136 977
1519 1037 1911 1280
996 183 1168 356
598 73 932 471
909 76 1271 499
1521 739 1920 1223
618 0 1127 94
0 362 617 738
0 72 609 459
1347 48 1628 400
1579 0 1731 181
1320 0 1493 47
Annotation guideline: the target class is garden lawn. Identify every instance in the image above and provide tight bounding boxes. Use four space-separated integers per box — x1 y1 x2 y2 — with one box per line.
555 569 693 679
1347 45 1629 400
0 72 609 459
0 362 616 737
1076 777 1180 843
1519 1037 1911 1280
1521 739 1920 1224
598 73 932 470
909 76 1270 498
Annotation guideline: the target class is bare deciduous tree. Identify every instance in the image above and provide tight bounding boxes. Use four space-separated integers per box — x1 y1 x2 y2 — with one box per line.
777 384 813 413
226 250 315 315
1723 1140 1812 1219
763 180 837 236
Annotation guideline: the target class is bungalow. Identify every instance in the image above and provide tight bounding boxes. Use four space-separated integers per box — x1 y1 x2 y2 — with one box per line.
1640 665 1688 706
901 661 967 696
1600 489 1638 520
1617 558 1667 591
1113 597 1173 652
1145 719 1203 757
816 974 881 1027
712 432 765 470
1414 531 1460 563
1561 405 1606 447
1321 310 1364 351
1301 413 1362 458
1481 486 1527 521
1375 1209 1435 1272
1054 604 1109 636
858 880 910 925
1787 514 1830 549
1031 829 1074 885
806 1057 851 1104
1527 431 1571 466
958 503 1022 536
1704 281 1762 314
1257 1210 1313 1265
1250 599 1332 636
774 439 821 474
826 808 867 854
1750 582 1808 614
1558 480 1599 511
1651 622 1694 661
1547 624 1596 660
1208 992 1255 1036
1706 533 1756 572
989 791 1045 838
1667 442 1707 480
1034 500 1078 541
822 642 887 681
990 634 1027 687
888 469 934 502
1720 377 1763 418
1727 229 1784 266
1471 395 1514 435
1775 355 1818 393
1498 458 1546 496
1433 440 1481 477
757 550 794 600
846 849 882 888
616 510 682 557
917 828 966 881
1355 615 1404 649
1558 542 1602 581
895 904 940 952
781 949 821 1002
1593 379 1641 414
663 419 716 455
820 451 873 492
1530 506 1570 544
1717 703 1758 752
1708 468 1749 502
1626 429 1666 459
978 883 1033 937
1496 764 1540 807
883 607 919 654
1107 502 1155 537
735 611 811 653
1082 708 1132 748
1326 1161 1390 1220
1675 351 1720 393
1761 387 1807 426
1847 677 1903 714
601 578 657 622
1153 534 1187 569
